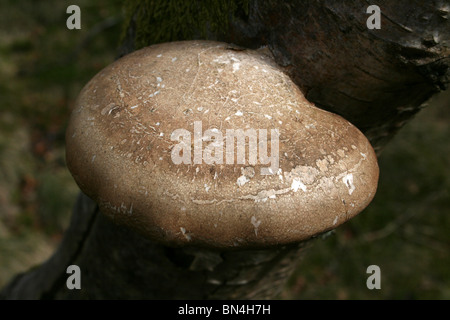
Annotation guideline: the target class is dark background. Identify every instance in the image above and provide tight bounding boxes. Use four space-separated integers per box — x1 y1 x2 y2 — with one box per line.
0 0 448 299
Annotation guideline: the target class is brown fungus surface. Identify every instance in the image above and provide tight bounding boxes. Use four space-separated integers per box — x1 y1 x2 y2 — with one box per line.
66 40 379 248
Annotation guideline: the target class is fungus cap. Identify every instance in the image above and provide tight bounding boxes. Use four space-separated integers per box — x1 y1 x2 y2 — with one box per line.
66 40 379 248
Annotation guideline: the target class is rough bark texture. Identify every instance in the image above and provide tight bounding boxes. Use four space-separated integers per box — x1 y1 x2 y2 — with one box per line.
2 0 449 299
222 0 450 153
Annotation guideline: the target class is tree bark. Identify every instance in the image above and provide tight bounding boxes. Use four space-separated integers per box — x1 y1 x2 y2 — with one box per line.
2 0 449 299
221 0 450 153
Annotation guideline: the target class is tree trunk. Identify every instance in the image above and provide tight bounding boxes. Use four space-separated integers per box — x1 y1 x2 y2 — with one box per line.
221 0 450 153
2 0 449 299
1 192 309 299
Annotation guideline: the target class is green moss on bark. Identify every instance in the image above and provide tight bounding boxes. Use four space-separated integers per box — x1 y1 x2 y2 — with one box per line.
122 0 249 49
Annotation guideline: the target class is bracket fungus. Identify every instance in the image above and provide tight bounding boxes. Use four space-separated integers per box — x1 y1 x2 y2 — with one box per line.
66 40 379 249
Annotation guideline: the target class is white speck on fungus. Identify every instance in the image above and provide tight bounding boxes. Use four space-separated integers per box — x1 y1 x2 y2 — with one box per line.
333 216 339 225
251 216 261 236
291 178 307 192
343 173 355 195
237 175 250 187
180 227 191 241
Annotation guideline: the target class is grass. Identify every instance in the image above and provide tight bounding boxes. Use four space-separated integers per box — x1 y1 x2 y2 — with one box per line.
0 0 122 288
0 0 448 299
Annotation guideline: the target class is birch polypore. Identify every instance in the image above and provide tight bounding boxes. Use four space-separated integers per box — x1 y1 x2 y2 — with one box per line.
66 41 379 248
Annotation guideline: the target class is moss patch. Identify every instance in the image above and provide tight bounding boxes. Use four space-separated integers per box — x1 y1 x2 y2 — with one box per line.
122 0 249 48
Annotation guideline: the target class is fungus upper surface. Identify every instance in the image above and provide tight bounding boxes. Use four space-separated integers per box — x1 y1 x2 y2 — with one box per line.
66 40 379 248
